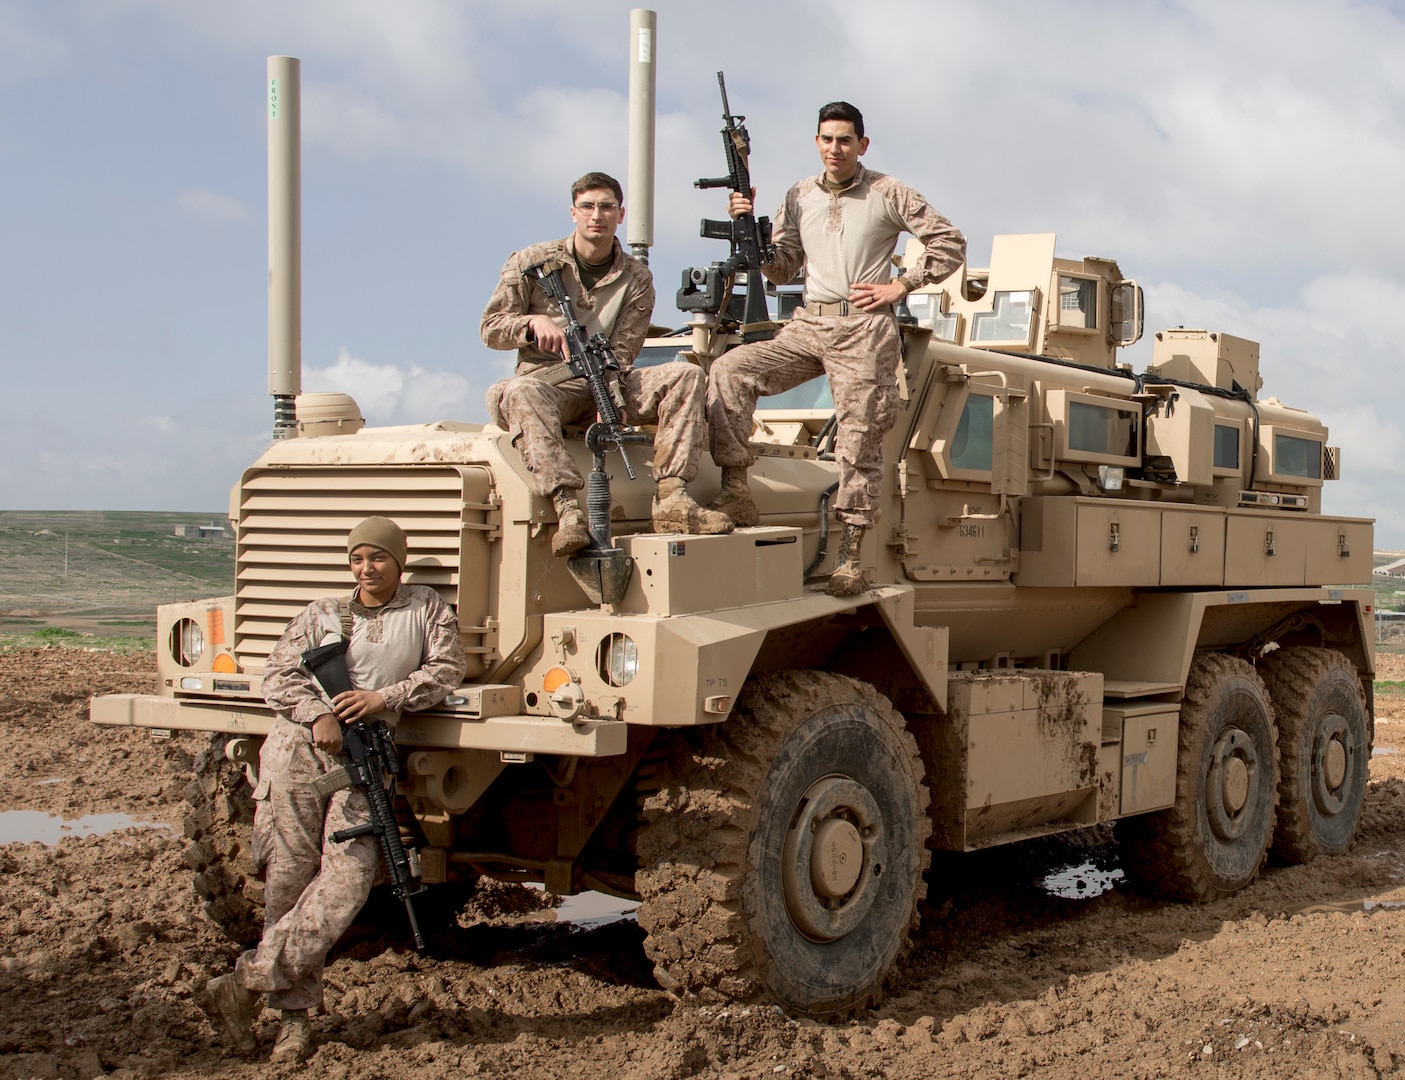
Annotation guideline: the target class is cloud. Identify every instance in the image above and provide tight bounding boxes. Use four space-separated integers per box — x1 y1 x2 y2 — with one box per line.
305 347 511 426
176 190 252 221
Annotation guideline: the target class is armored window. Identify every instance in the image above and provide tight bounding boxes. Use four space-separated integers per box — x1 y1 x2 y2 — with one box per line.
762 375 833 410
1055 275 1098 331
950 393 995 472
1068 401 1138 458
904 292 960 343
970 290 1038 346
1214 424 1240 470
1274 433 1322 480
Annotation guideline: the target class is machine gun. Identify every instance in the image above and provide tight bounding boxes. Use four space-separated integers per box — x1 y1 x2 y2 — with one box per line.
301 640 428 950
693 71 777 343
522 261 649 606
522 260 648 481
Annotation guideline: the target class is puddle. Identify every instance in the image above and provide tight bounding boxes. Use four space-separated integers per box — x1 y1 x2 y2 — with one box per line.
1042 860 1125 899
1291 897 1405 916
1373 747 1398 756
0 810 172 847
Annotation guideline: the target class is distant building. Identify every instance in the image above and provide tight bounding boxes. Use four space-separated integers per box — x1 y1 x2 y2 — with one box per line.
174 523 230 540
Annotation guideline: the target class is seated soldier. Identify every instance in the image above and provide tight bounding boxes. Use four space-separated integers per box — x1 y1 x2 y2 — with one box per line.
481 170 732 556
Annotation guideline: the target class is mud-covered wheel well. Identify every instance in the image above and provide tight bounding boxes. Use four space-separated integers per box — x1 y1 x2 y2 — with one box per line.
748 615 942 719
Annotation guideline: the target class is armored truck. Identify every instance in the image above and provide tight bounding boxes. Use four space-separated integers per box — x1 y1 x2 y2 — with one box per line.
92 36 1372 1016
93 226 1373 1015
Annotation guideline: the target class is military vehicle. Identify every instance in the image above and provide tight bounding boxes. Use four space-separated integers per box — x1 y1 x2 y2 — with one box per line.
92 23 1373 1017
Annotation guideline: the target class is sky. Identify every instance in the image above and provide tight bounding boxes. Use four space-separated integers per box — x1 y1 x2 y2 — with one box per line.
3 0 1405 542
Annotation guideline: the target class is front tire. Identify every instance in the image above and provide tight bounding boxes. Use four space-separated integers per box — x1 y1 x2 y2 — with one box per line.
1120 653 1278 902
636 671 930 1016
1260 647 1371 862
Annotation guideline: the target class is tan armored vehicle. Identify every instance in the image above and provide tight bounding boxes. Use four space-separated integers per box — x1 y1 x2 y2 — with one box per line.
94 40 1372 1017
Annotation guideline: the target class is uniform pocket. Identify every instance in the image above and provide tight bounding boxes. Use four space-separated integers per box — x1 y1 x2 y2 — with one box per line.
250 778 274 872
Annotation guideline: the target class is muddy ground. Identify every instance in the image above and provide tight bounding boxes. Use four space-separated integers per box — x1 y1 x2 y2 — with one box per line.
3 647 1405 1079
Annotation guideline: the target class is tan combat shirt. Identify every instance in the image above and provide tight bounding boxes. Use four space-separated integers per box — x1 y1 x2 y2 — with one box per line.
762 165 966 306
480 235 656 375
262 583 467 730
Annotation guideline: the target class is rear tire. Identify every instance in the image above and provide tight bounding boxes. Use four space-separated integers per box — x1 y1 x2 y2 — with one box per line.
1119 653 1278 902
1260 647 1371 862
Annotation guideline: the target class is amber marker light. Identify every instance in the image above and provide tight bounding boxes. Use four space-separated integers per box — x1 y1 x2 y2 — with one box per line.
543 666 574 693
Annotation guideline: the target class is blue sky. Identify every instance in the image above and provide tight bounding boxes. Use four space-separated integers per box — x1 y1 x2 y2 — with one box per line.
4 1 1405 543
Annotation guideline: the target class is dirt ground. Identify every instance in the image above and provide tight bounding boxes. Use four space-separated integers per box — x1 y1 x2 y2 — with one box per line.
4 648 1405 1079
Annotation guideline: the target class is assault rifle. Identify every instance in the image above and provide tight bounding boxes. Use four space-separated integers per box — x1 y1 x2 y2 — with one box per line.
301 640 428 951
522 260 647 481
694 71 777 343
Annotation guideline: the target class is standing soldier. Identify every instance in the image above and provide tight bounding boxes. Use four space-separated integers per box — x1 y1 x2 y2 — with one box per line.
705 102 966 595
203 517 467 1063
482 171 732 554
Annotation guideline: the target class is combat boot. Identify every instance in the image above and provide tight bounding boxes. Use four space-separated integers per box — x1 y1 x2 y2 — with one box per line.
827 523 868 597
652 477 735 535
551 488 590 558
270 1010 312 1064
203 972 260 1055
704 466 760 527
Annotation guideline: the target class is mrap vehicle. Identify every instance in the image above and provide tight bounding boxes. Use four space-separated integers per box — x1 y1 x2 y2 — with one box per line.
93 36 1372 1016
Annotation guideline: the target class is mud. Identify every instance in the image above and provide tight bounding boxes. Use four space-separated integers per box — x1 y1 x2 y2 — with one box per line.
3 646 1405 1078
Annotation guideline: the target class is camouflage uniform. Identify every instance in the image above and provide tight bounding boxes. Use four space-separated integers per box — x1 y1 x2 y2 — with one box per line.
707 166 966 526
234 584 466 1011
481 235 707 497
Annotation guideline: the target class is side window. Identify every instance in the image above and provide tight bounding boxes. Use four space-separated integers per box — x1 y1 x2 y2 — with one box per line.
1274 433 1322 480
950 393 994 471
1214 424 1240 469
1055 275 1098 331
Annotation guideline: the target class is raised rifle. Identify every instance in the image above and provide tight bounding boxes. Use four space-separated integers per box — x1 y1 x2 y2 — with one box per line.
301 640 428 950
694 71 777 343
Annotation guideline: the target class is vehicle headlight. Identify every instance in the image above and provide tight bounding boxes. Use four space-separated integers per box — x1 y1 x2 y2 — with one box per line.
596 633 638 687
170 618 203 668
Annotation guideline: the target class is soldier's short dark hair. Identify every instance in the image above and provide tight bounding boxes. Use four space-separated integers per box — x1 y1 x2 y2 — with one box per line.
817 101 864 140
570 172 624 204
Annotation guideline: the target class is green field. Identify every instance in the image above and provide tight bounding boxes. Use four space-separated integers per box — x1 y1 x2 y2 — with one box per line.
0 510 235 646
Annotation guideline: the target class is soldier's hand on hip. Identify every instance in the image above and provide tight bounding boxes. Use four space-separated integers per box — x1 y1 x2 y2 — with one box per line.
849 281 906 310
312 713 343 754
332 689 387 723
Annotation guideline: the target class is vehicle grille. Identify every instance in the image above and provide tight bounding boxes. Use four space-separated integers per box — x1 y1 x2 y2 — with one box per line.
233 465 497 677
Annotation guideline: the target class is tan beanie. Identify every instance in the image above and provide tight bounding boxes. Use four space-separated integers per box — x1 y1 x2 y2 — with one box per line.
347 516 408 572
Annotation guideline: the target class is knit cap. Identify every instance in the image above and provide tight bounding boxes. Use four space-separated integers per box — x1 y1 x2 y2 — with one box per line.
347 516 408 572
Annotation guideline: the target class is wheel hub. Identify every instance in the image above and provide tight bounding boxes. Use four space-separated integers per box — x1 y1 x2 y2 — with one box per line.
781 776 886 942
1207 726 1260 842
1313 713 1352 814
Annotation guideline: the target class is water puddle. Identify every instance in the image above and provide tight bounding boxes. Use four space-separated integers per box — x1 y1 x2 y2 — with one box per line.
1290 897 1405 916
1373 746 1398 756
1042 860 1125 899
0 810 172 847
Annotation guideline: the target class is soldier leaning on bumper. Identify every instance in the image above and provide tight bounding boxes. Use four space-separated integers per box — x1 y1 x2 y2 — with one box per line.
705 102 966 596
204 517 467 1063
481 170 733 556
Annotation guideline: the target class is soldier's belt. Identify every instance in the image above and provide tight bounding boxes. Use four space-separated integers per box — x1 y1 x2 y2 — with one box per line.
805 301 893 317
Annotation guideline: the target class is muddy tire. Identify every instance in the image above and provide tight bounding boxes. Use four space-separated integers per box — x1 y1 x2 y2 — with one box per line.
182 735 264 946
636 671 930 1016
1119 653 1278 902
1260 647 1371 863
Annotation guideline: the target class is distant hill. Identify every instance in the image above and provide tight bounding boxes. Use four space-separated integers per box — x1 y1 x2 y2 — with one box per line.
0 511 235 640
